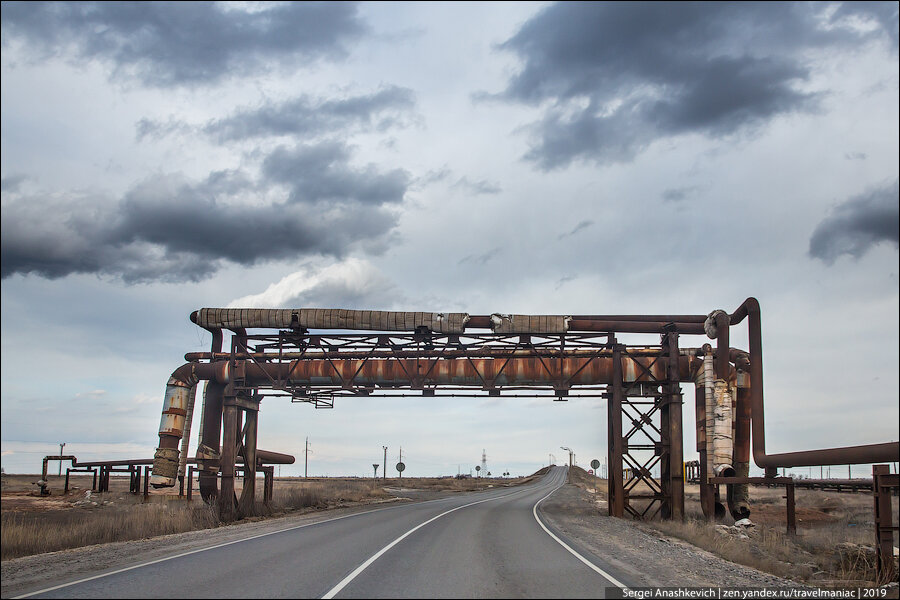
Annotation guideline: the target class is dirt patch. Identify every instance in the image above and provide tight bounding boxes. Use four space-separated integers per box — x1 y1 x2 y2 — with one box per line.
751 503 839 527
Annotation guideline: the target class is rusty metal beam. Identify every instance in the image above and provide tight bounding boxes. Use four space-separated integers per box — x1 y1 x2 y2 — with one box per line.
187 355 702 388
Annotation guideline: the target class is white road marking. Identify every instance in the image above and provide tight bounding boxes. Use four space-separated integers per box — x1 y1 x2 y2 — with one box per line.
11 494 467 600
532 469 627 589
321 488 529 599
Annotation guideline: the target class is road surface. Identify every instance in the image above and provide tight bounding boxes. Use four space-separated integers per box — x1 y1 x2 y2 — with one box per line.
14 466 631 598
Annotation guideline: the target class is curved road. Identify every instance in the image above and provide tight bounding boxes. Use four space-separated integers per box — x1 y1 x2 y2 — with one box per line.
15 467 630 598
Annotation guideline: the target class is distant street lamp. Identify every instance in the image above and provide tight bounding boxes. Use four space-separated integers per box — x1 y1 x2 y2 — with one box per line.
560 446 574 468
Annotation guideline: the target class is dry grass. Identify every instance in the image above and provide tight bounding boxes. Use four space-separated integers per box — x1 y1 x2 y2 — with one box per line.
1 501 218 560
600 475 899 587
270 479 392 512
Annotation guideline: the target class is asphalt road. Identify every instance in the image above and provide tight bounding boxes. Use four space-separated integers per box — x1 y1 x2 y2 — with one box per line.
16 466 631 598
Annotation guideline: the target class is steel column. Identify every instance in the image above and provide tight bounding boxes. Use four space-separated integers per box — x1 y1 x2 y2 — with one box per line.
607 340 624 518
219 402 238 519
239 401 259 517
873 464 898 583
663 330 684 520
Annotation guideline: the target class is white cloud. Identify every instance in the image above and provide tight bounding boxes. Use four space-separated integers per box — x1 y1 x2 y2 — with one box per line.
228 257 401 309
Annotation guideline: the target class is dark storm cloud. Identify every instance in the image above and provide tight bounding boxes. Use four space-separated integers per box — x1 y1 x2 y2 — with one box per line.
1 143 407 283
496 2 896 169
809 180 900 263
203 87 416 142
262 142 409 206
0 1 366 86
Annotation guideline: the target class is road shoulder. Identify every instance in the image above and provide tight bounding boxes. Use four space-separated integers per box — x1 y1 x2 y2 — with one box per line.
538 483 793 588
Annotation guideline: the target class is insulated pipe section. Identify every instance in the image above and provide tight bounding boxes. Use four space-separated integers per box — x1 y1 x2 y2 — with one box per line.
151 364 199 488
193 309 470 334
729 297 900 470
192 308 710 335
176 384 197 484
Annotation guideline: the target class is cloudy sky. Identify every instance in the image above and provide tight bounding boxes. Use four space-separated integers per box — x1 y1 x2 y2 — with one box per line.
2 2 898 479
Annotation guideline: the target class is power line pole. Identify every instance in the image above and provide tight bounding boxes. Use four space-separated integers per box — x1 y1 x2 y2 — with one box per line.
383 446 388 480
58 442 66 477
304 437 310 479
481 449 487 477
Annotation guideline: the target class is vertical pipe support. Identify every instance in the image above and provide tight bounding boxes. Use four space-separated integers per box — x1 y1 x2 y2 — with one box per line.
239 399 259 517
665 330 684 520
177 384 198 491
873 464 896 583
608 340 625 518
220 402 238 520
785 480 796 535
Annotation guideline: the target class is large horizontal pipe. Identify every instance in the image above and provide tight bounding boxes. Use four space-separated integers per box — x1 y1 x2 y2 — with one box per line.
184 347 705 362
192 308 712 334
45 451 295 469
571 315 707 323
729 297 900 470
185 355 704 387
568 320 706 334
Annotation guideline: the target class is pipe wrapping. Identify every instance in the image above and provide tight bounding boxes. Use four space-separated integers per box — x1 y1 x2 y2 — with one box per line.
490 314 571 333
712 381 735 477
195 308 470 334
151 366 199 488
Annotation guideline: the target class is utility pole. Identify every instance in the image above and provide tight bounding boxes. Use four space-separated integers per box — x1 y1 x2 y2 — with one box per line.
481 449 487 477
304 437 310 479
58 442 66 477
383 446 388 480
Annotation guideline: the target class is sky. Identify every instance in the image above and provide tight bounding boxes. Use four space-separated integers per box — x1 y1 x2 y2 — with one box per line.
1 1 898 479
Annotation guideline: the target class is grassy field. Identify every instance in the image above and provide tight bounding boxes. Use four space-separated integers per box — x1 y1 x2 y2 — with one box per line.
0 472 535 560
566 466 898 586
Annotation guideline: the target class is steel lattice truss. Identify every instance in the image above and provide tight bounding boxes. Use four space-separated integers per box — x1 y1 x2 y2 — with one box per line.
223 330 625 406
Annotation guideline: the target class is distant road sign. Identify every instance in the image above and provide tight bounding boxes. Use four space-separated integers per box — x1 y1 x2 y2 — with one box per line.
590 459 600 469
475 465 481 472
396 462 405 473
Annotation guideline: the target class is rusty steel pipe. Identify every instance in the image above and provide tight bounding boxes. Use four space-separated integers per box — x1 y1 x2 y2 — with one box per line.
184 347 705 362
192 355 703 387
729 297 900 469
568 320 705 334
572 315 707 322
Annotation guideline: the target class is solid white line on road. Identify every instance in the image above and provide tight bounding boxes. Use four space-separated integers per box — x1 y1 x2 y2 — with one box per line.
321 488 530 599
532 471 627 589
11 493 473 600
